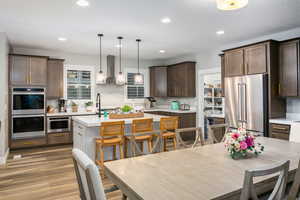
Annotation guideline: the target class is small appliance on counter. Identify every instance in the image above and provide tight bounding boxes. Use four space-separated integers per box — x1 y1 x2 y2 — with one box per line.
58 99 66 112
170 101 180 110
180 104 191 111
144 97 156 109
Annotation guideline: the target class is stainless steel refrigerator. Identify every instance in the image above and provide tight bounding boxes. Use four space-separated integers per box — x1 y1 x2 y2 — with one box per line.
225 74 268 136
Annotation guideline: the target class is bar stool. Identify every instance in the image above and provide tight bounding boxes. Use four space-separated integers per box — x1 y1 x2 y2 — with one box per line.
95 121 125 175
160 117 179 151
130 118 153 154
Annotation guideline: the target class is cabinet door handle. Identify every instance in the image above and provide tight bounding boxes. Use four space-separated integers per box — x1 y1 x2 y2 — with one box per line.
272 126 288 130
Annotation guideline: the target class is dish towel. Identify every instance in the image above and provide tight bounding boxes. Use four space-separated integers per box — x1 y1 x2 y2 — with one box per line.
289 122 300 143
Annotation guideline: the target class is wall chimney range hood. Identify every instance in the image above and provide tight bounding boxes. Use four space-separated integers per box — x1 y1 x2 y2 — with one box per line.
106 55 116 85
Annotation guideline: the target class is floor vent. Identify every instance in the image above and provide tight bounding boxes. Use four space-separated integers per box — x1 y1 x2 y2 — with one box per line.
13 155 22 160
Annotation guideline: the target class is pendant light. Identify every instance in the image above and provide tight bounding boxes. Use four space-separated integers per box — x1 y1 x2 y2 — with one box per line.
116 36 125 85
134 39 144 85
96 33 106 84
216 0 248 11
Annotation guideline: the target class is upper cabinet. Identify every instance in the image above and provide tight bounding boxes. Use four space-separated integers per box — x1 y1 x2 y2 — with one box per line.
149 62 196 98
167 62 196 97
150 66 167 97
279 39 300 97
224 49 244 77
224 42 270 77
47 59 64 99
244 43 267 75
10 54 48 86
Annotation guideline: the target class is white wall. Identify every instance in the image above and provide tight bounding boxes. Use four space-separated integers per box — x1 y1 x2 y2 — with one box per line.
0 33 9 164
13 47 163 107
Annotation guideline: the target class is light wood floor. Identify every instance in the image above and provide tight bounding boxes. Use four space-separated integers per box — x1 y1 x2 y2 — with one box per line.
0 145 123 200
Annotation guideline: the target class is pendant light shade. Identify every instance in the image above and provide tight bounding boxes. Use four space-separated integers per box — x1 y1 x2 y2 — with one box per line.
116 36 125 85
216 0 248 10
96 33 106 84
134 39 144 85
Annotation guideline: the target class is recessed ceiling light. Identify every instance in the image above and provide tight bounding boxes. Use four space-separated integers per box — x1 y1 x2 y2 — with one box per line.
216 30 225 35
58 37 67 42
161 17 171 24
115 44 123 48
159 50 166 53
76 0 90 7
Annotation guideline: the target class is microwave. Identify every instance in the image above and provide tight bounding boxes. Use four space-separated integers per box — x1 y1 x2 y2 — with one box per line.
12 88 46 115
47 116 71 133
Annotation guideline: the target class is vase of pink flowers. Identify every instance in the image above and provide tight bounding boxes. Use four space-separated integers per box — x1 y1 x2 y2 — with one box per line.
224 127 264 160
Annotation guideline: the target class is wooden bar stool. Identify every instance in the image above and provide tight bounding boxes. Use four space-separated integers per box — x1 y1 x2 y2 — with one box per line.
160 117 179 151
95 121 125 175
130 118 153 155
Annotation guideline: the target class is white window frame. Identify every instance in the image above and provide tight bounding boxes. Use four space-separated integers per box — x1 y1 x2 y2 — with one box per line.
64 65 95 102
124 67 149 103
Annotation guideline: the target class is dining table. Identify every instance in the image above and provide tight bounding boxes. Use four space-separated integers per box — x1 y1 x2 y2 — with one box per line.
104 137 300 200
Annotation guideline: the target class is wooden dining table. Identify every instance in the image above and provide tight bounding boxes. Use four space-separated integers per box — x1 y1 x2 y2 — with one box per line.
104 137 300 200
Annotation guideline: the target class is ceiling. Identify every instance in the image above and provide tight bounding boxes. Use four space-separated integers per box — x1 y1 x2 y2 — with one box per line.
0 0 300 60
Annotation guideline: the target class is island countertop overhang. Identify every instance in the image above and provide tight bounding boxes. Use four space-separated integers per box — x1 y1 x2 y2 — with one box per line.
72 113 165 127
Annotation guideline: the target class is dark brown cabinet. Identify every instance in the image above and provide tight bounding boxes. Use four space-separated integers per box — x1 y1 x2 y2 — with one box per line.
224 49 244 77
270 123 290 140
150 66 167 97
224 42 269 77
47 59 64 99
47 132 72 145
279 40 299 97
10 54 48 86
167 62 196 97
244 43 268 75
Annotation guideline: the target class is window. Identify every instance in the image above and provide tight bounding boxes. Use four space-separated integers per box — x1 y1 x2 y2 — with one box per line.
65 66 94 100
127 73 144 99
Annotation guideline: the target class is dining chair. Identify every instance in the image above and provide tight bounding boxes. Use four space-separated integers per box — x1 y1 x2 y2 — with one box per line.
175 127 204 149
287 159 300 200
72 148 107 200
240 160 290 200
95 121 125 175
131 118 154 153
160 116 179 151
207 123 229 144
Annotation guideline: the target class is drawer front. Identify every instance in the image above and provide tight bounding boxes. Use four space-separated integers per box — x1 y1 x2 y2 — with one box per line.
271 123 290 134
11 137 47 149
271 132 290 140
48 132 72 145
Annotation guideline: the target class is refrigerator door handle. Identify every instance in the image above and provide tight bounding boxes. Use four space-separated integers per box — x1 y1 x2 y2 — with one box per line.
242 83 247 123
237 83 243 122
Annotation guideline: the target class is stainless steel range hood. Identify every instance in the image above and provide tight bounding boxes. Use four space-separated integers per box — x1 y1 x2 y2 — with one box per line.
106 55 116 84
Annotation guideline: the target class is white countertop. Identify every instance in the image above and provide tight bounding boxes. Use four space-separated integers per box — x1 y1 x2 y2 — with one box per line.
47 111 96 117
73 113 165 127
269 118 300 125
144 108 196 114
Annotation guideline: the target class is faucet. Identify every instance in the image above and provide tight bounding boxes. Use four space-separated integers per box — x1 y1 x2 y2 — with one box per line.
96 93 101 118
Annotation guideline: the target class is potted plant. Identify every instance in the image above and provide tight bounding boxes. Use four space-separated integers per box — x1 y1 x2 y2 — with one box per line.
121 105 133 114
71 101 78 112
85 101 93 112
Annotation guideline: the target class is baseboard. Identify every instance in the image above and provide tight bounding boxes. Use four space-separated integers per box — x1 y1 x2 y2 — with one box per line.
0 148 9 165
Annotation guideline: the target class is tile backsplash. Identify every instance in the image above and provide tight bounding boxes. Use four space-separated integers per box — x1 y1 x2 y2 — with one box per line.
155 97 198 109
287 98 300 113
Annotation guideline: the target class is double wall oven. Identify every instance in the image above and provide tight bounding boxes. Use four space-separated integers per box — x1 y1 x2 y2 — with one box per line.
12 88 46 139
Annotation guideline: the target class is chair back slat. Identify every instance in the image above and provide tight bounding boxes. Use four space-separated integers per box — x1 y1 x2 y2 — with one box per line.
175 127 204 149
160 117 179 131
132 118 153 133
72 149 107 200
100 121 125 138
207 123 229 144
240 160 290 200
287 159 300 200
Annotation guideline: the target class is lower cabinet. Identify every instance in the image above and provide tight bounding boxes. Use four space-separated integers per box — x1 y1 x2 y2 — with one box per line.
47 132 72 145
10 137 47 149
270 123 290 140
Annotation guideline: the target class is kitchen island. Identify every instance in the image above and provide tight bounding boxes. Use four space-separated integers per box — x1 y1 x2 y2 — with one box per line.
72 113 164 161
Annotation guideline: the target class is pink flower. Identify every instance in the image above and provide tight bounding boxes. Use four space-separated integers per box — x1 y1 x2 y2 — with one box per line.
231 133 240 140
240 141 248 150
245 137 254 147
